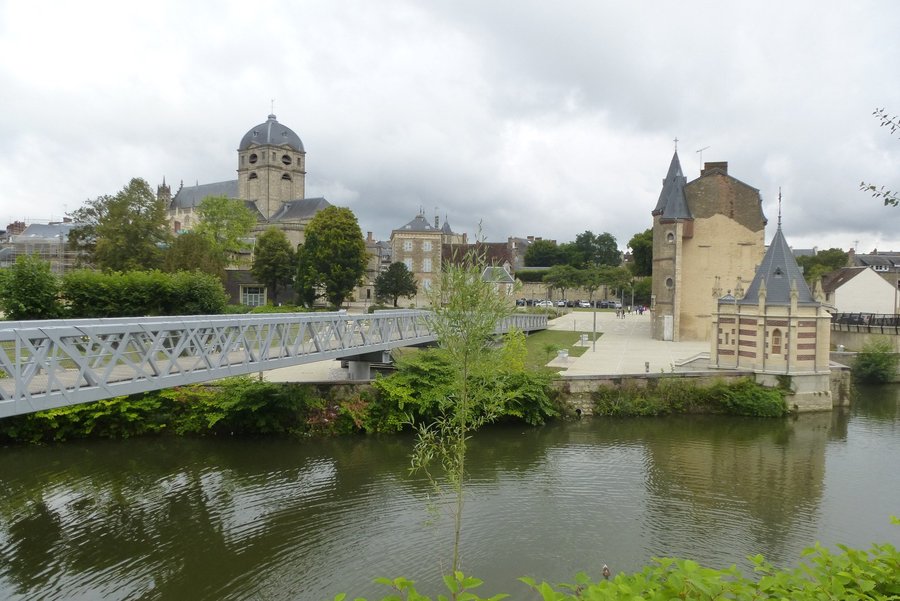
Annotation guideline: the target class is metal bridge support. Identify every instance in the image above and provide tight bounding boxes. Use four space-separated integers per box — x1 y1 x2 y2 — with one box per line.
345 350 393 381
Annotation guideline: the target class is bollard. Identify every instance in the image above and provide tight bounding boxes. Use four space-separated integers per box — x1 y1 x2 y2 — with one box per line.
645 361 650 373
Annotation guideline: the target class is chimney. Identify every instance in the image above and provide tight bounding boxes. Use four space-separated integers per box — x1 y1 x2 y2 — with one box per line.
701 161 728 176
367 231 374 242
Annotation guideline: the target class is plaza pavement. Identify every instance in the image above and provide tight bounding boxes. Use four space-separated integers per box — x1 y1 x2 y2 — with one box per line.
263 308 713 382
545 309 711 376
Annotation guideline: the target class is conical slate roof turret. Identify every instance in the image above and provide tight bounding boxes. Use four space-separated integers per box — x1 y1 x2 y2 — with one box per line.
652 151 691 221
737 223 816 306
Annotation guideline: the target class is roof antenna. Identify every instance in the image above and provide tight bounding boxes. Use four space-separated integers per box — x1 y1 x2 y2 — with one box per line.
696 145 710 164
777 187 783 228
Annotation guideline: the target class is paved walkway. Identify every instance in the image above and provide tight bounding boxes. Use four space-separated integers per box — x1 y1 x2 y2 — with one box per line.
545 310 711 376
264 309 713 382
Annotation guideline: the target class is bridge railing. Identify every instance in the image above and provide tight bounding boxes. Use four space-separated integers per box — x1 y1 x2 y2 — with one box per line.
0 310 546 418
831 312 900 334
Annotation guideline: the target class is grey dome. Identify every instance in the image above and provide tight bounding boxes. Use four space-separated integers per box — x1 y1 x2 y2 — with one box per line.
239 114 304 151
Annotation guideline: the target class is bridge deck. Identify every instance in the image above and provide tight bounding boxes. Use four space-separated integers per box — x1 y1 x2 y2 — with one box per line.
0 310 547 418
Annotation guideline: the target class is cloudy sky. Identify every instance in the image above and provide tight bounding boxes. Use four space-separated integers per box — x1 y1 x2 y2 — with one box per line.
2 1 900 252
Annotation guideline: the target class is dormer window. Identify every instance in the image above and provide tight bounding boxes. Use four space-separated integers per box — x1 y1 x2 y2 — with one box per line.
774 267 784 278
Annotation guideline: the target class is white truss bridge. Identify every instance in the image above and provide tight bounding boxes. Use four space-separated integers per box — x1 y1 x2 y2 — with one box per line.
0 310 547 418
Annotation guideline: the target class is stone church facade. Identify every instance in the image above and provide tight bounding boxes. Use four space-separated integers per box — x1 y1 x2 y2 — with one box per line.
651 153 767 341
157 114 334 305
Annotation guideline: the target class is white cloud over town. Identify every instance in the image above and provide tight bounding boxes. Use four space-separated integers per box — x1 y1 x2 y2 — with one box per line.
2 0 900 252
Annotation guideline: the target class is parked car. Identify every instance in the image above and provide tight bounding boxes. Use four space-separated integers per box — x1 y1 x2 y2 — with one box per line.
578 300 591 308
557 299 567 307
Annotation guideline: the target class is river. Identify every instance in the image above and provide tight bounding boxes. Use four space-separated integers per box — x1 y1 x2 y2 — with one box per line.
1 385 898 600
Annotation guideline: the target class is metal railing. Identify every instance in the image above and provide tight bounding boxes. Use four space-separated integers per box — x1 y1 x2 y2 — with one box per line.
831 313 900 334
0 310 547 418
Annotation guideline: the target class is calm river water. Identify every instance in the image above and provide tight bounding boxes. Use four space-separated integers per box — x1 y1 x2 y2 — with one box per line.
1 385 898 600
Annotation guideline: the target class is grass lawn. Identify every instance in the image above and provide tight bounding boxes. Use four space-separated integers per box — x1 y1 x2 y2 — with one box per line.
524 328 599 372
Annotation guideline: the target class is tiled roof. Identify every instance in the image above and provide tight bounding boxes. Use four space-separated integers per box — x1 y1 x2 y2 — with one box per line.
170 180 239 210
239 114 304 152
269 197 331 221
652 151 691 220
821 267 867 294
395 214 439 233
738 226 817 306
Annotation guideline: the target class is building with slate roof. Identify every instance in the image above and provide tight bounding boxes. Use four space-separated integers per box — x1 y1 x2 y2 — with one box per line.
651 153 767 341
711 219 834 411
157 114 335 305
390 211 466 306
821 266 897 314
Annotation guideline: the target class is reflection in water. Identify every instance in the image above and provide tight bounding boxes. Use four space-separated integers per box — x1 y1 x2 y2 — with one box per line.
1 388 898 600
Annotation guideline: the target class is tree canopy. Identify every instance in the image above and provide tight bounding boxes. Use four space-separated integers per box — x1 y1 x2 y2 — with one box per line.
796 248 849 285
569 231 620 268
68 178 170 271
860 107 900 206
163 231 226 277
524 239 566 267
375 262 418 307
627 228 653 276
297 206 367 308
194 195 256 257
0 255 61 320
251 227 296 304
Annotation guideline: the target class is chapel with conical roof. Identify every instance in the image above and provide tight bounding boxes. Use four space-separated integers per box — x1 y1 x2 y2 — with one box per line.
650 152 767 341
711 207 834 411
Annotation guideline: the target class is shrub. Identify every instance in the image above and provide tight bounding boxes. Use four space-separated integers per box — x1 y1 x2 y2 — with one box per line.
0 255 61 320
854 338 899 383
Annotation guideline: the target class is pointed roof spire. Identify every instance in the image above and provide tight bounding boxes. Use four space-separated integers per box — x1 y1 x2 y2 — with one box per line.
777 187 783 229
652 151 691 220
738 211 816 306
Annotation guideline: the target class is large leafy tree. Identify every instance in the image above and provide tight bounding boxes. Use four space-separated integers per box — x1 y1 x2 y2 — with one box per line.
564 231 621 268
194 196 256 257
0 255 61 320
543 264 581 299
297 206 367 308
163 231 226 277
375 262 418 307
524 239 566 267
68 178 170 271
251 227 296 304
627 228 653 276
796 248 849 285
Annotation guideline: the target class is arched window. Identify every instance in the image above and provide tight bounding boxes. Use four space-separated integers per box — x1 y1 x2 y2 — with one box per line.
771 328 782 355
666 231 675 243
248 172 258 180
281 173 292 181
249 153 258 164
281 154 292 165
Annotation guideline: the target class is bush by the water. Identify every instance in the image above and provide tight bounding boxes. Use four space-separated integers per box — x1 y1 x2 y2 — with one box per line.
592 377 787 417
343 522 900 600
854 338 899 383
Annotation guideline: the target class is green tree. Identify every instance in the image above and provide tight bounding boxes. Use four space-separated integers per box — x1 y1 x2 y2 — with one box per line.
524 239 565 267
0 255 61 320
579 266 605 305
374 262 418 307
796 248 848 285
163 231 226 277
251 227 296 304
861 107 900 206
413 247 515 582
194 195 256 258
68 178 170 271
543 264 581 300
854 338 899 383
628 228 653 276
297 206 367 308
568 230 620 268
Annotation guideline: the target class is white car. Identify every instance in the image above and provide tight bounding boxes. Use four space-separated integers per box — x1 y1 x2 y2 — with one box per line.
578 300 591 308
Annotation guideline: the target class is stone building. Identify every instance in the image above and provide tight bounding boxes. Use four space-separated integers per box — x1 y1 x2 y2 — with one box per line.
712 219 833 411
651 152 767 341
390 212 466 306
159 114 340 306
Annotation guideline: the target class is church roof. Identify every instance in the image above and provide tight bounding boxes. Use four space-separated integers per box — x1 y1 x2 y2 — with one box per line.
738 225 817 306
395 214 439 233
239 114 304 152
652 151 691 221
170 180 239 210
268 197 332 222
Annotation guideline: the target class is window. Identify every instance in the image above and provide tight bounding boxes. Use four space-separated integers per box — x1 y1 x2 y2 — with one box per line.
771 329 782 355
241 286 266 307
422 278 431 290
666 231 675 243
423 240 432 251
665 277 674 289
403 240 413 252
282 154 292 165
249 172 258 180
404 258 413 271
423 258 432 272
281 173 292 180
249 153 258 164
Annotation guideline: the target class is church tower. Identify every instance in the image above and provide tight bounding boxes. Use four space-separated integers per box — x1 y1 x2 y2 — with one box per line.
237 114 307 219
